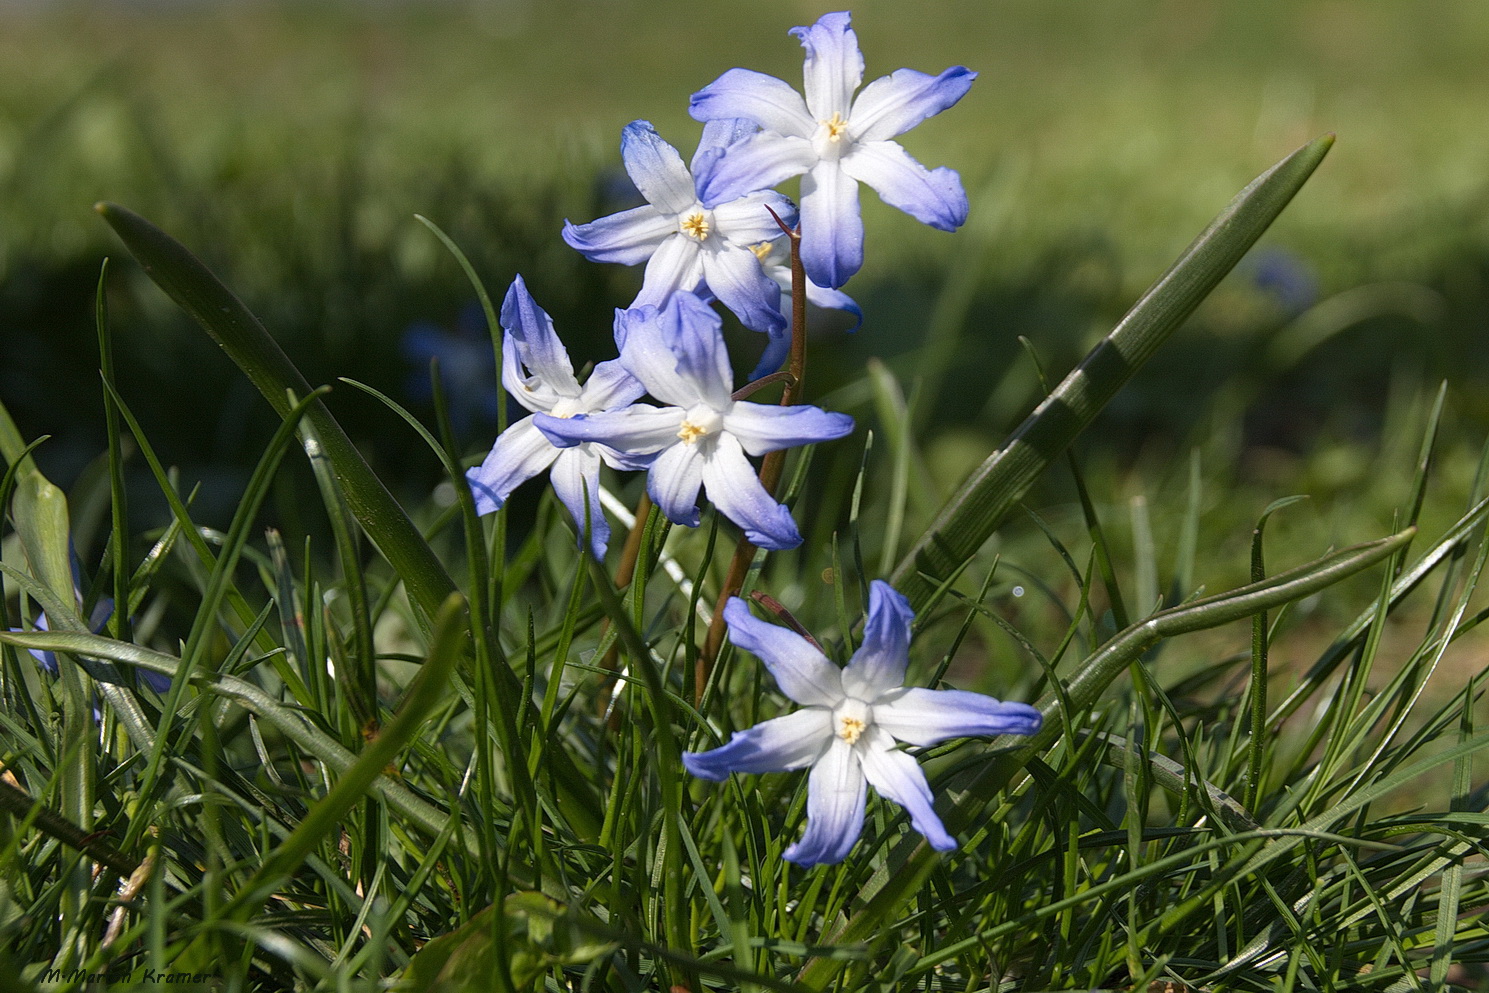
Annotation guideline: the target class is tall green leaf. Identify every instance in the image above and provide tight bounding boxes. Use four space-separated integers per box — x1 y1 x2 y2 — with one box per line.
891 135 1334 610
94 202 456 626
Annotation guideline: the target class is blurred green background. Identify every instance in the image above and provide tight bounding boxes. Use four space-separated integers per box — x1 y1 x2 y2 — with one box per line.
4 0 1489 578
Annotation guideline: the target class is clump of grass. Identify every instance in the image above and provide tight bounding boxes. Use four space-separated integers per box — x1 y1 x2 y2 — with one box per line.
0 122 1484 993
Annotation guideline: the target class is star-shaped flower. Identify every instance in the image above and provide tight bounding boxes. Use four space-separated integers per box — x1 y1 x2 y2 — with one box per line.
562 120 798 336
532 292 853 550
690 10 975 289
465 275 645 558
684 581 1041 866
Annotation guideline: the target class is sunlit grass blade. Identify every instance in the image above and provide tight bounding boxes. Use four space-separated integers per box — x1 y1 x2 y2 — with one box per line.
891 134 1335 610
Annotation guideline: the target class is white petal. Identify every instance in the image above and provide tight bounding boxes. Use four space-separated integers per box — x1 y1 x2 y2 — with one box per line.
682 708 834 780
872 687 1043 747
703 435 801 550
620 120 699 217
783 738 867 866
466 417 558 514
858 727 955 850
712 191 798 246
791 11 863 124
647 440 706 527
634 235 705 308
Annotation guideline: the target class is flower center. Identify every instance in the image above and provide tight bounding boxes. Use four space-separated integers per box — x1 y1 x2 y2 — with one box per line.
680 210 712 242
833 698 873 745
822 111 850 143
676 405 724 444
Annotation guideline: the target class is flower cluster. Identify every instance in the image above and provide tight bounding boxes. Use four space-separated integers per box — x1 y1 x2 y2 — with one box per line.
469 10 975 555
462 11 1038 864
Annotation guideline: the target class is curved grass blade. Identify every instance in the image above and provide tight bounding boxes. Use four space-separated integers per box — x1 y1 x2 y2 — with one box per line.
225 592 466 919
891 135 1335 610
94 202 456 626
0 627 482 861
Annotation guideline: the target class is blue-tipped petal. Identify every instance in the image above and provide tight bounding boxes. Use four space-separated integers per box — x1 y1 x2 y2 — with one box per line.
692 117 761 169
849 66 977 143
502 276 579 393
699 245 786 336
617 296 717 408
562 205 674 265
549 446 610 559
532 406 680 455
466 417 560 515
859 727 956 850
702 435 802 550
695 131 816 209
873 687 1043 747
619 120 697 217
783 738 867 866
578 358 646 411
841 581 914 700
722 597 843 707
683 708 833 781
749 331 793 380
665 295 737 408
724 402 854 457
803 278 863 330
791 11 863 123
646 440 706 528
842 141 968 231
689 68 815 139
799 160 864 289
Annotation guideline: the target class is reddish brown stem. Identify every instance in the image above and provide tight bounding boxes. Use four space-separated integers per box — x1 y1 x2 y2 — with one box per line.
696 219 810 700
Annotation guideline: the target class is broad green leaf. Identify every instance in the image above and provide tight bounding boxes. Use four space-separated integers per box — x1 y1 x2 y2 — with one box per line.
891 135 1335 611
94 202 456 626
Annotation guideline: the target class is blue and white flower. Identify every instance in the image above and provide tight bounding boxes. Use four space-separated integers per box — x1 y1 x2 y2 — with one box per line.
684 581 1042 866
690 10 975 289
563 120 798 336
465 275 645 558
533 292 853 551
745 236 861 378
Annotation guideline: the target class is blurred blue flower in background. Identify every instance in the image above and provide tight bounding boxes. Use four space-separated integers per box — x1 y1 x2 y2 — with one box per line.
1248 245 1318 315
401 301 501 436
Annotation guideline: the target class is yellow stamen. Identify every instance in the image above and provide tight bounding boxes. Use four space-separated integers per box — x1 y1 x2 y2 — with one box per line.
838 716 866 744
823 112 849 142
677 421 708 444
749 241 773 262
680 211 711 241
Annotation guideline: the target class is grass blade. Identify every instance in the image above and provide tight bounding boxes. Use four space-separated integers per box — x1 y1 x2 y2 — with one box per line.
891 135 1335 610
